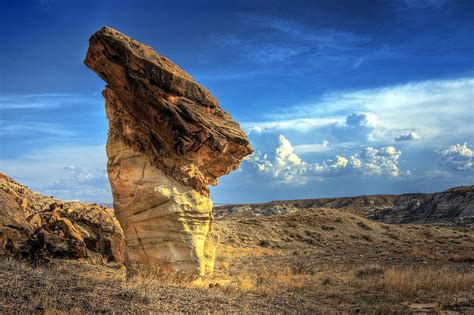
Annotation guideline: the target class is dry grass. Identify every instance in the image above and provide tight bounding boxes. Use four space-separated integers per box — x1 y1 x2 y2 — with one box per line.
126 262 196 285
119 280 161 305
448 252 474 262
1 206 473 313
365 266 474 298
355 264 385 278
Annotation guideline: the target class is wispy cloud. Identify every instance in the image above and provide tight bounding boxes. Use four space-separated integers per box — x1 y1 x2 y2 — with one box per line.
0 93 100 110
45 166 110 202
0 120 75 137
244 15 370 50
293 140 331 154
243 117 338 135
0 144 109 202
213 15 371 65
243 77 474 148
400 0 448 9
0 93 107 158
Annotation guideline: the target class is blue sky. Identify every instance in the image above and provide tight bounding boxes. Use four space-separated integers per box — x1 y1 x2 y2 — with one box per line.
0 0 473 203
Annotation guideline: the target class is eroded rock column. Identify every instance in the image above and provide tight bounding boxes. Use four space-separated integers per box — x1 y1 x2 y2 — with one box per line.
85 27 252 276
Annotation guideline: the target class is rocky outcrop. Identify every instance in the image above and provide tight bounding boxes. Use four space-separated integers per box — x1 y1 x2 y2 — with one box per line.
0 173 125 263
84 27 252 275
368 186 474 228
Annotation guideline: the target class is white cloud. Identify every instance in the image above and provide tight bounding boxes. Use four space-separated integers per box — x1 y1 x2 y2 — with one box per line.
214 15 370 65
395 131 422 141
45 166 110 201
0 144 110 202
331 78 474 145
243 15 370 50
439 143 474 171
244 117 338 135
331 112 384 141
245 135 407 183
293 140 330 154
246 135 307 183
345 112 380 128
243 78 474 148
0 120 75 137
354 146 403 177
0 93 98 110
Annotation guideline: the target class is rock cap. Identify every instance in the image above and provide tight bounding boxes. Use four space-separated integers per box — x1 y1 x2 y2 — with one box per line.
85 27 252 195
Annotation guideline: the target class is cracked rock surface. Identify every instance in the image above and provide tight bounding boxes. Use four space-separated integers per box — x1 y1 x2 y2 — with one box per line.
84 27 252 275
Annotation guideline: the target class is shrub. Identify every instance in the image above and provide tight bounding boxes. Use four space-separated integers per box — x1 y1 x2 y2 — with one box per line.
357 221 372 231
321 275 334 286
355 265 385 278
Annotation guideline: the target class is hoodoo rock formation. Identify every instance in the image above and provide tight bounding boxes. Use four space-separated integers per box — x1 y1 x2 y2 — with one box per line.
84 27 252 275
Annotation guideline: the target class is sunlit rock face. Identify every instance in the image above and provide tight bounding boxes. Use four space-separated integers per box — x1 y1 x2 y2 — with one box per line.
84 27 252 275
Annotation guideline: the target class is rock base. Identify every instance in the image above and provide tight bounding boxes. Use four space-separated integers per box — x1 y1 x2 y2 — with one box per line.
106 93 217 276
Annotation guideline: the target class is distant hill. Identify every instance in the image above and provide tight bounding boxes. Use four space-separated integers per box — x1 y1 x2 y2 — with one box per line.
214 186 474 229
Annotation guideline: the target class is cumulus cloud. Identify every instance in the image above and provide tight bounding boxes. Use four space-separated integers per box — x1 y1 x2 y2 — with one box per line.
439 143 474 171
353 146 403 177
245 135 407 183
395 131 422 142
331 112 384 141
346 112 380 128
246 135 307 183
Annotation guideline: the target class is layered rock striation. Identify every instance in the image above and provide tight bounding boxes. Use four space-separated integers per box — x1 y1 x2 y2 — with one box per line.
84 27 252 275
368 186 474 228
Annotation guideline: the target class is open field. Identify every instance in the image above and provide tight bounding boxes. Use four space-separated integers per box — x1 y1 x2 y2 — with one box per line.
1 207 473 313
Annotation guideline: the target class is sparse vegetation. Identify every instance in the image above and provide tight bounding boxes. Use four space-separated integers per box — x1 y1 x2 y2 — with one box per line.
355 264 385 278
448 252 474 262
1 207 473 313
366 266 474 298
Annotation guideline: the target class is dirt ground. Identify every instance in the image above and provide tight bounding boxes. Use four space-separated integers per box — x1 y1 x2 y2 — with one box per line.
1 207 473 314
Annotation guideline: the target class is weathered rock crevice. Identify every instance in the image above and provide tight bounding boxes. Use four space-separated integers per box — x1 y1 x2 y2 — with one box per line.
84 27 252 275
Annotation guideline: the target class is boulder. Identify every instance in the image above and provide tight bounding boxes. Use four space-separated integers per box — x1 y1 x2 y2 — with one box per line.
84 27 252 276
0 173 125 263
